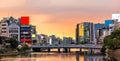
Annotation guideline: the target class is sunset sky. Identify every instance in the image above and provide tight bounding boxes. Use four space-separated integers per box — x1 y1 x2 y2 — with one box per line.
0 0 120 39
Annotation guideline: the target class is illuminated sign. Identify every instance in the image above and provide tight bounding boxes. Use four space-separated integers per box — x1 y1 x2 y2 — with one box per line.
79 23 84 37
20 16 29 25
32 34 36 37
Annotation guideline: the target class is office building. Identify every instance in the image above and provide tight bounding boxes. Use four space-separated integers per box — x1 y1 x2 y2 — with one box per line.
0 16 37 45
76 24 79 44
0 17 21 42
56 37 62 45
49 35 57 45
8 22 20 42
20 25 31 44
40 34 49 45
0 18 9 37
94 23 104 43
20 16 31 44
63 37 73 45
76 22 94 44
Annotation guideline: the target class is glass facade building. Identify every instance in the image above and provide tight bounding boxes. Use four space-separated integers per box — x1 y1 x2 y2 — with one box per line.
94 23 104 43
76 22 94 44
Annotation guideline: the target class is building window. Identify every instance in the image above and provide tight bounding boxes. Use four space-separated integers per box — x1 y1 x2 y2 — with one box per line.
2 24 6 26
2 31 6 33
2 28 6 29
9 30 18 33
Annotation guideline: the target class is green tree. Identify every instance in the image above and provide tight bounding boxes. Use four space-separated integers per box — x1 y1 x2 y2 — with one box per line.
0 50 3 54
10 38 18 49
17 44 29 52
5 38 18 49
103 30 120 49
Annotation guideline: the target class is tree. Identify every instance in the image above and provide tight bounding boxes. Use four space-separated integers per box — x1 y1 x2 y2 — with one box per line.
5 38 18 49
10 38 18 49
0 36 7 44
103 30 120 49
17 44 29 52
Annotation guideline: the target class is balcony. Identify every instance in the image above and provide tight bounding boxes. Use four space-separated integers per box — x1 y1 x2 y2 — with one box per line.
21 27 31 30
21 32 31 34
21 35 31 38
20 25 31 27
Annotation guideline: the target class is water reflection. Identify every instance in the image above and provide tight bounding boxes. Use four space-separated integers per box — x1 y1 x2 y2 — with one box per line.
0 52 106 61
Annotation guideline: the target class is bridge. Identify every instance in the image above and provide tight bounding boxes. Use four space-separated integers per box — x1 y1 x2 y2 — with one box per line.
31 44 102 52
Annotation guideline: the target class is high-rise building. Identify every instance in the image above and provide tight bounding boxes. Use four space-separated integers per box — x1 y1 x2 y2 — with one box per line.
96 29 103 43
98 19 119 42
49 35 57 45
0 17 22 44
63 37 73 45
40 34 49 45
76 24 79 44
0 16 36 45
56 37 62 45
0 18 9 37
20 25 31 44
94 23 104 43
76 22 94 44
8 22 20 42
104 19 118 35
20 16 31 44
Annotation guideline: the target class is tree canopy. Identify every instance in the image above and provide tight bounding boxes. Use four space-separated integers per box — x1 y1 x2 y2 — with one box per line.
4 38 18 49
103 30 120 49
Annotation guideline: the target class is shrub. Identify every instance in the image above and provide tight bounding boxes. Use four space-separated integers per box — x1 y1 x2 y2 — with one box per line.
17 44 29 52
0 50 3 54
103 30 120 50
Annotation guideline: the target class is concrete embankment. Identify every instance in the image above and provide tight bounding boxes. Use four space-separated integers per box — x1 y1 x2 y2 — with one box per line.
106 49 120 61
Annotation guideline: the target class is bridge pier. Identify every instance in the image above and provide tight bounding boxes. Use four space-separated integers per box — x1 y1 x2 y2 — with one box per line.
48 48 51 52
58 48 60 53
90 49 93 54
32 48 41 52
63 48 68 53
80 48 82 53
68 48 70 52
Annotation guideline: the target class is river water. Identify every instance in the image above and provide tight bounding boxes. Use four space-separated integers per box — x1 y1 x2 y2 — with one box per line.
0 49 112 61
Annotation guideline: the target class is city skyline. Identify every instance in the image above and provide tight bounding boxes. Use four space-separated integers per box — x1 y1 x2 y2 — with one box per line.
0 0 120 39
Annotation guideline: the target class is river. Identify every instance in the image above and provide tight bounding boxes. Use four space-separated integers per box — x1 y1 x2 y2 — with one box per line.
0 49 115 61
